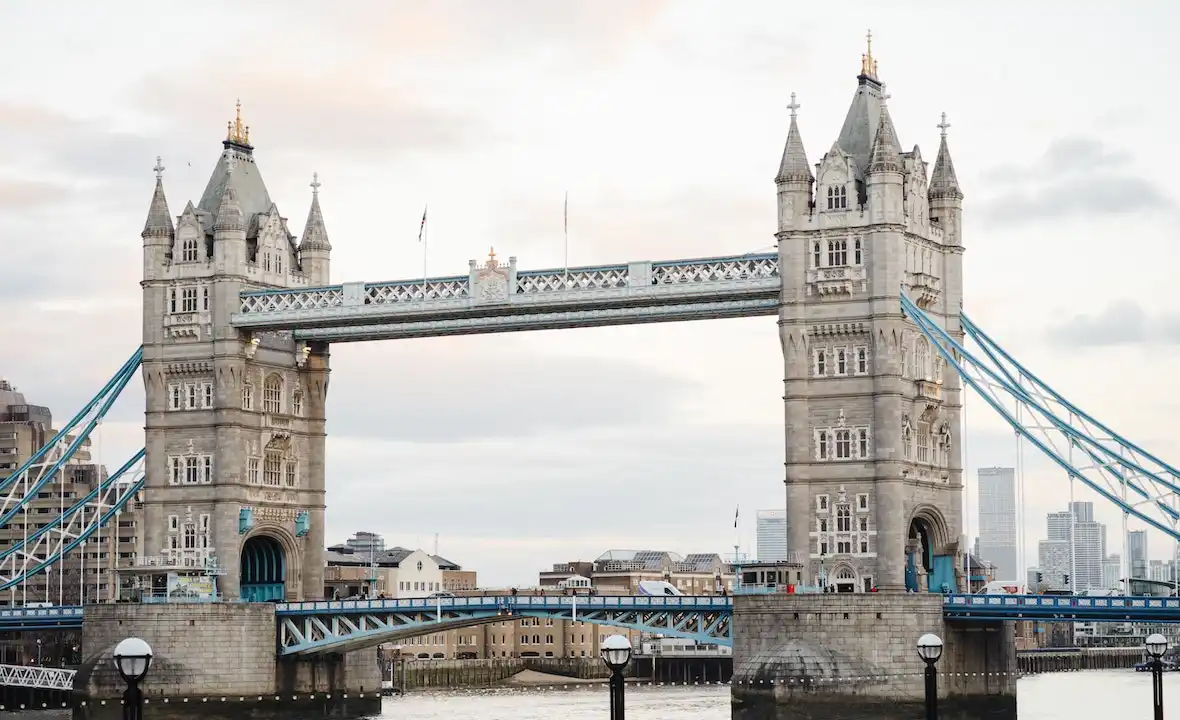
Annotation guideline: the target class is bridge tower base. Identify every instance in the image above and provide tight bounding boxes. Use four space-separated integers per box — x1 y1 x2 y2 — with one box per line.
731 594 1016 719
71 604 380 720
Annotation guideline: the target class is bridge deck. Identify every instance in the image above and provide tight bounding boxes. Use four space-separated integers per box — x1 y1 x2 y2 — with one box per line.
230 252 780 341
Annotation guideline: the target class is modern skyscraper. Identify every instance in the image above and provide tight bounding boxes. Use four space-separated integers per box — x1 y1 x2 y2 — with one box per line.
756 510 788 562
1129 531 1148 579
1071 501 1094 524
1072 519 1104 591
977 467 1017 579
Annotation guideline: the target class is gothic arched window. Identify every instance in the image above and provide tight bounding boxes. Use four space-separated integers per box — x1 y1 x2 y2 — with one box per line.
915 338 930 381
813 241 822 268
292 388 304 416
854 238 863 265
836 186 847 209
264 451 283 486
835 430 852 459
836 505 851 532
181 237 200 263
263 374 283 414
827 239 848 267
826 186 835 210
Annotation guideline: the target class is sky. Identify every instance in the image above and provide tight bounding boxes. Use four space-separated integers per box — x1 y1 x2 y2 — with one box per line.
1 0 1178 586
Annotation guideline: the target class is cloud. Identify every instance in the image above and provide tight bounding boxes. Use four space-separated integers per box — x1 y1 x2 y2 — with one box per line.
977 137 1170 226
327 339 699 442
1045 300 1180 347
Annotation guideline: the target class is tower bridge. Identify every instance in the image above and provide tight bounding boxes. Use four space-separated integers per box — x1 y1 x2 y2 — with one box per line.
2 37 1174 716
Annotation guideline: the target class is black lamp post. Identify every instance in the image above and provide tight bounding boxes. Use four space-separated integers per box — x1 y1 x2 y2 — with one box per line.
600 634 633 720
1146 632 1167 720
112 637 153 720
916 633 943 720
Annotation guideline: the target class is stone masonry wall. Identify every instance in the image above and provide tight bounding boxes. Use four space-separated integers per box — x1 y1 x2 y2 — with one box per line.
732 593 1016 720
76 604 380 700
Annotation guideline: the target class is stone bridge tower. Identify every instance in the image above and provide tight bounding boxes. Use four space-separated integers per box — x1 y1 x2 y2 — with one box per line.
140 104 330 601
776 37 966 592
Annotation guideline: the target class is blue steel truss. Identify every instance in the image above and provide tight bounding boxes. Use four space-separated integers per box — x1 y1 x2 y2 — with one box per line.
275 595 735 656
901 295 1180 543
231 253 780 341
0 348 144 594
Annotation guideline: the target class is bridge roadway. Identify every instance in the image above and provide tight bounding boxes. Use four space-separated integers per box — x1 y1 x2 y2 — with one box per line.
5 594 1180 655
229 252 781 341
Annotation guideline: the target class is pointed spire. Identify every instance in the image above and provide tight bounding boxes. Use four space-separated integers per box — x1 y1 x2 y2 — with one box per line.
226 99 251 148
214 155 244 231
299 172 332 252
868 100 902 175
929 112 964 200
142 156 175 239
860 29 880 82
776 93 813 184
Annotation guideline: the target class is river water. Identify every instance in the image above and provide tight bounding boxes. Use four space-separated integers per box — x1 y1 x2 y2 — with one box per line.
366 672 1180 718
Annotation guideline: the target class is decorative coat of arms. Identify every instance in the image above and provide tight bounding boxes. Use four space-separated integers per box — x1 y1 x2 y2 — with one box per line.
472 247 510 304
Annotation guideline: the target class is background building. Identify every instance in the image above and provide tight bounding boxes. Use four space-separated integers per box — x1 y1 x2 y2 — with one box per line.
539 549 733 595
977 467 1017 579
1129 531 1147 580
324 534 468 599
755 510 788 562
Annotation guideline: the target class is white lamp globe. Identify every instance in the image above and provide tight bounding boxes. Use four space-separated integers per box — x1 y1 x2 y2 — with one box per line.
916 633 944 663
600 634 633 670
1146 633 1168 659
112 637 153 683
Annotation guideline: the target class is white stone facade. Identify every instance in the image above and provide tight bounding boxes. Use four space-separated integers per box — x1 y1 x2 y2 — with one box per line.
139 118 331 601
776 61 965 590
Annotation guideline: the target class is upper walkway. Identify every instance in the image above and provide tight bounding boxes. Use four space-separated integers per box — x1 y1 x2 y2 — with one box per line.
230 252 780 341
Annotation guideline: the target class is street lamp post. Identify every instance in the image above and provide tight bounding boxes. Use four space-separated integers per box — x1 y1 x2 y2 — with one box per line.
600 634 633 720
1146 632 1167 720
916 633 944 720
112 637 153 720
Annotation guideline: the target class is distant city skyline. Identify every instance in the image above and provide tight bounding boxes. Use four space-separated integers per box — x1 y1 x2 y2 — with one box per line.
976 467 1017 579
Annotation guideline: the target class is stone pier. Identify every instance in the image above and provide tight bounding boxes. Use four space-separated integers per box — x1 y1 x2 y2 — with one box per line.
71 604 381 719
731 593 1016 719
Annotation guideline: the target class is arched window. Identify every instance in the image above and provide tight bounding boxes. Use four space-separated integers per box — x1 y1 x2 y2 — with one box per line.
836 186 847 209
836 505 851 532
835 430 852 459
827 239 848 267
263 374 283 414
915 339 930 381
854 238 863 265
181 238 200 263
826 186 835 210
902 419 913 460
264 451 283 486
836 566 856 580
813 241 822 268
292 389 304 416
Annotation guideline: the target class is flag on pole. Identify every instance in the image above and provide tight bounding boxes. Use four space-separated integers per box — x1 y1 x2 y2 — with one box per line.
418 205 428 242
734 506 740 529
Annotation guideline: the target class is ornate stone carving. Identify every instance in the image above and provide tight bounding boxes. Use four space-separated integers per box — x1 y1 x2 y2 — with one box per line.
295 342 311 368
244 337 260 359
165 361 213 376
806 266 868 297
472 247 510 304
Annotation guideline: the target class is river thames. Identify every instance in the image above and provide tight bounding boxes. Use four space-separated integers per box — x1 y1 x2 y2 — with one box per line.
364 671 1180 718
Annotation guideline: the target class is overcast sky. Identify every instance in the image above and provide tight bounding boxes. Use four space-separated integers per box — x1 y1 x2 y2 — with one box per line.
2 1 1178 586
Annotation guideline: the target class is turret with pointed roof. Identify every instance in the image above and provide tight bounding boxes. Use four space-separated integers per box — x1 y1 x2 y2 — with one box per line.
776 92 814 232
929 112 964 247
142 156 175 240
299 172 332 285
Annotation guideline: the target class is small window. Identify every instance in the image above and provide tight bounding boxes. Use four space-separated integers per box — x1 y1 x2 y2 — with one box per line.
242 384 254 411
186 384 198 410
854 238 863 265
817 495 829 511
857 493 869 511
855 346 868 375
835 348 848 376
292 390 303 417
814 348 827 376
817 431 830 460
202 383 214 409
835 430 852 459
860 541 869 554
819 518 829 533
857 429 869 458
201 286 210 311
813 241 822 268
858 516 868 532
168 384 182 411
181 238 199 263
168 515 179 532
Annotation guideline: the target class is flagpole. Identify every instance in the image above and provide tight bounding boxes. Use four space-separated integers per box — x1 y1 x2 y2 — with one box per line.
563 190 569 284
420 204 428 299
734 505 741 565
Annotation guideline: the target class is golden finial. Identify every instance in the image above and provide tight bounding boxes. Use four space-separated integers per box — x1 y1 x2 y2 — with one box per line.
488 246 497 264
227 99 250 145
860 29 878 79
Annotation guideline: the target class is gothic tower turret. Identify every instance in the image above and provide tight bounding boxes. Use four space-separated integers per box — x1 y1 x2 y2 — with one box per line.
298 173 332 286
141 157 174 281
928 113 964 246
776 93 814 233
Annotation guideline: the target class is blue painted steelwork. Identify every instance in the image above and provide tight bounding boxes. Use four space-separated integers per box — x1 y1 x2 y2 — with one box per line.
901 294 1180 542
944 594 1180 623
275 595 735 656
241 535 286 602
0 449 146 591
0 606 83 630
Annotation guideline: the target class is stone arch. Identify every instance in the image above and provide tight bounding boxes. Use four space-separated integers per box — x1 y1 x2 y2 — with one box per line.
240 525 302 602
906 504 952 588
